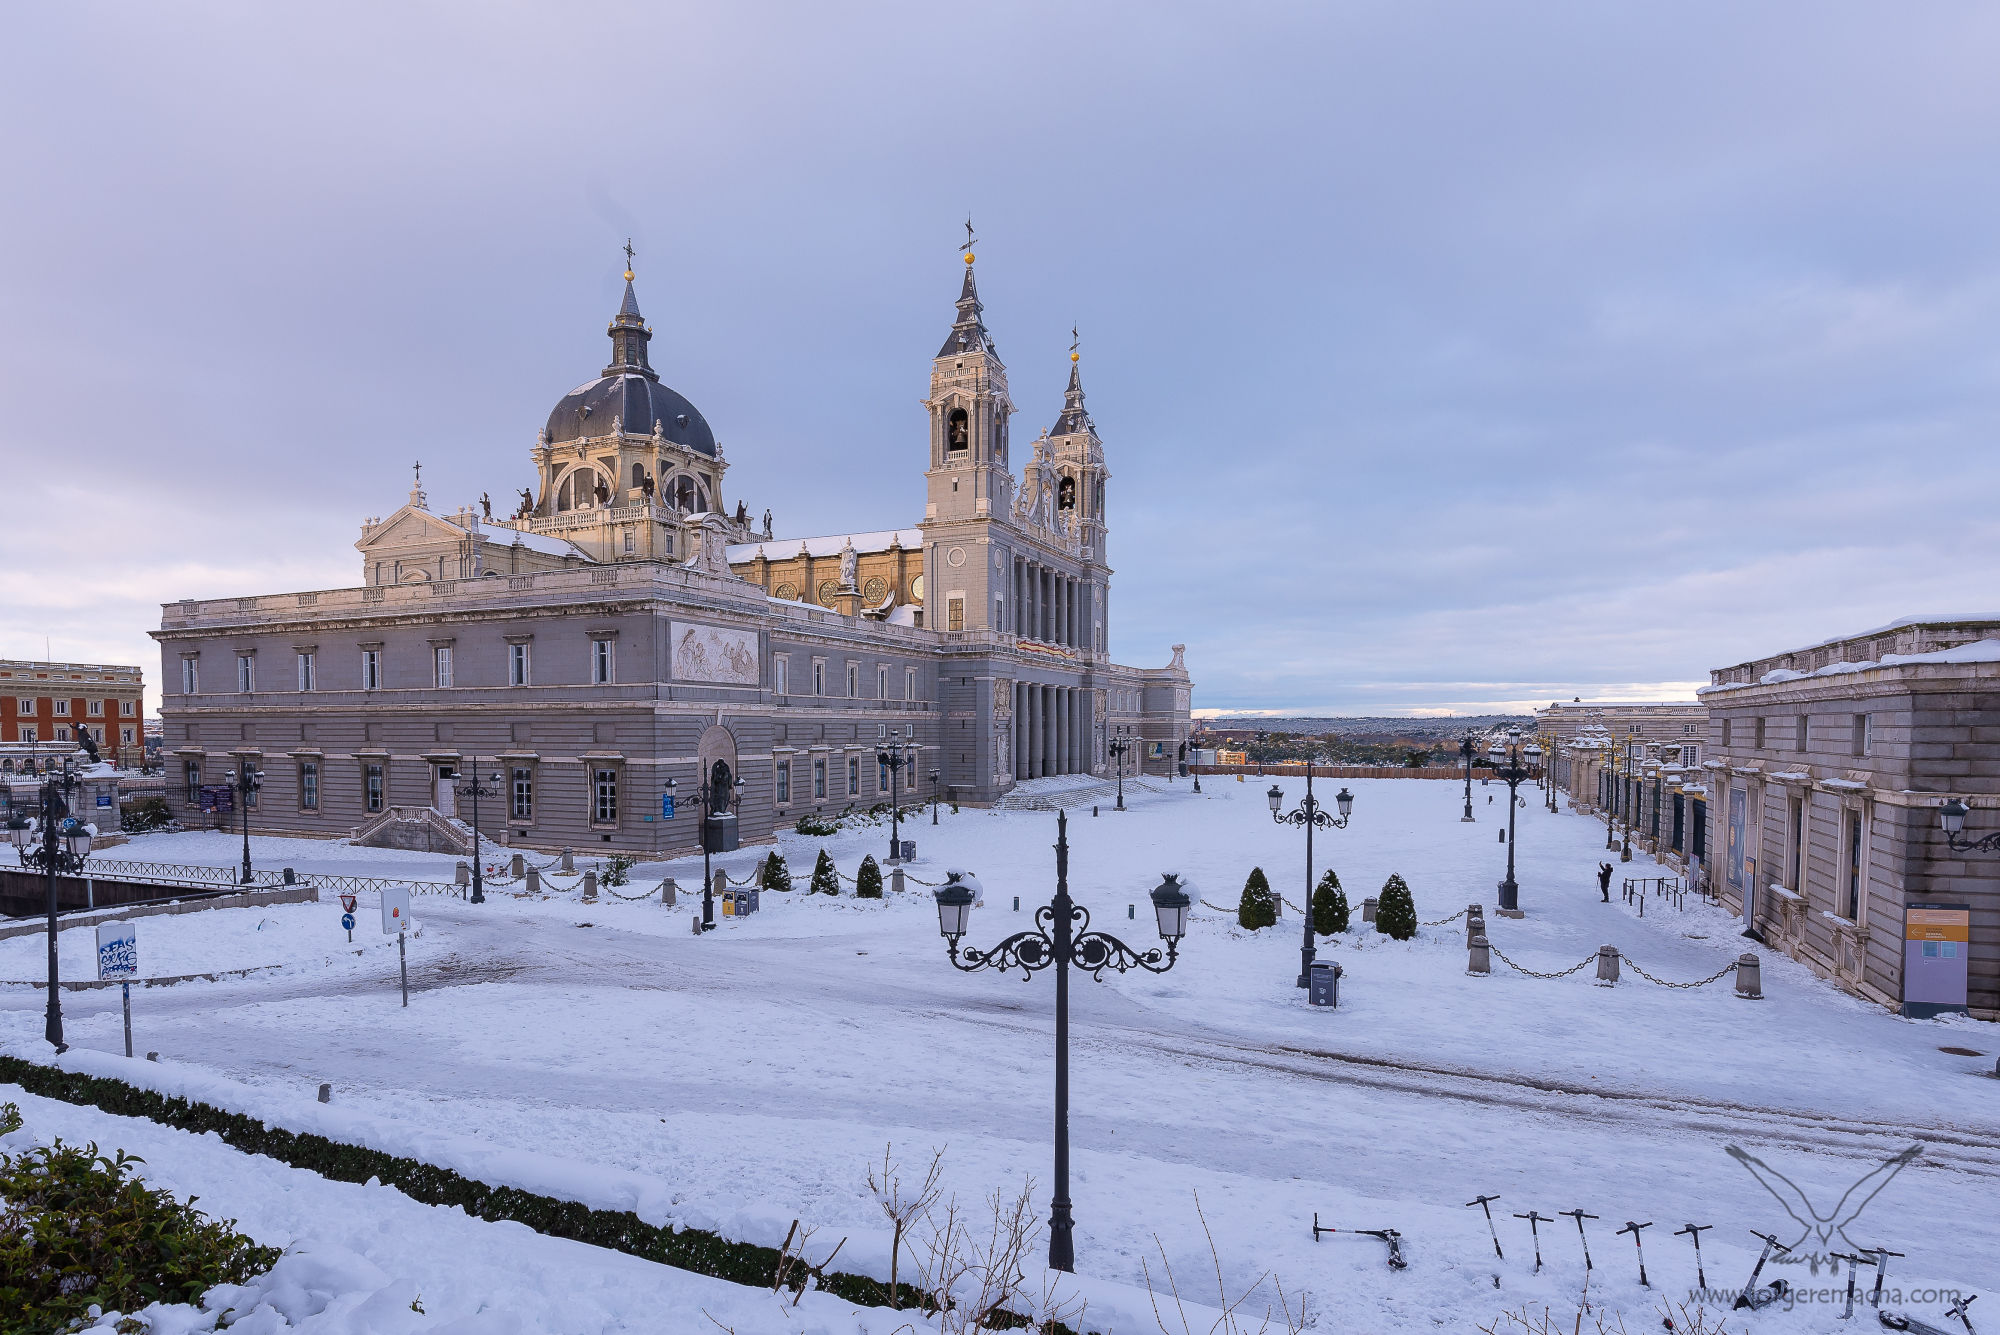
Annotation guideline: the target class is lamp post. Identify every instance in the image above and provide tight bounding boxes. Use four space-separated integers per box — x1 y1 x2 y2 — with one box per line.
671 771 744 932
1546 734 1559 812
1620 734 1636 863
1491 727 1533 914
1267 767 1355 987
1107 736 1130 811
225 762 264 885
877 738 916 862
929 768 941 825
1602 739 1618 850
1459 733 1476 822
1937 798 2000 853
9 761 94 1051
455 761 501 904
930 812 1190 1273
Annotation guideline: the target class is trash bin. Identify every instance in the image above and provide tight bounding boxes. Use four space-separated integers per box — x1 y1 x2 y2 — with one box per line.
1308 960 1342 1007
899 839 916 862
737 886 760 916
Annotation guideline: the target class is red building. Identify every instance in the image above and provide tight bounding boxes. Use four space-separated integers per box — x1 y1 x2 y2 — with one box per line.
0 660 146 766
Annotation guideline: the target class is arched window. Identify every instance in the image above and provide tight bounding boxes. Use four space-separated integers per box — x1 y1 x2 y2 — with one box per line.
556 475 573 511
632 463 648 489
668 474 710 513
1057 475 1076 511
947 408 968 451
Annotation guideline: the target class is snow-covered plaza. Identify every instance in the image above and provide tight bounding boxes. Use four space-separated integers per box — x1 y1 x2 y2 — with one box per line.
3 776 1994 1333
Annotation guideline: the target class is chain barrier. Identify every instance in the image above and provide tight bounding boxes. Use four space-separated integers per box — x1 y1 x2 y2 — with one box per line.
1488 945 1598 980
1623 957 1739 989
1421 908 1469 927
599 881 660 901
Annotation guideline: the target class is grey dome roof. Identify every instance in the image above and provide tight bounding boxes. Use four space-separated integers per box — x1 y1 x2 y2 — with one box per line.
545 373 716 456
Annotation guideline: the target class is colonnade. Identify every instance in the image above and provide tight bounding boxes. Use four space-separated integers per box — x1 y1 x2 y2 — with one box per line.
1012 682 1092 779
1011 555 1084 650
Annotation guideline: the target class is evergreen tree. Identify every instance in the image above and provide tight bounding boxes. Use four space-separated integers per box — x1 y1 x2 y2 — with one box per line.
855 854 884 898
1375 872 1416 940
761 851 793 893
1311 868 1349 935
1237 866 1277 930
811 848 841 895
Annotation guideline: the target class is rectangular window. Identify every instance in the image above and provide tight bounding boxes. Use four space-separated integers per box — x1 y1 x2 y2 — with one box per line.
905 667 916 702
120 700 135 717
1852 713 1870 757
593 769 618 825
592 639 614 685
995 596 1004 630
181 659 198 694
906 755 916 786
623 530 635 554
813 660 826 695
775 761 790 804
904 723 914 739
813 758 826 799
121 728 134 744
1788 797 1804 888
365 763 384 812
947 597 964 632
434 646 453 688
879 757 890 791
847 756 860 796
15 697 32 713
361 650 381 691
847 663 858 697
300 762 319 811
297 652 315 692
774 656 789 695
237 655 254 692
87 700 103 717
184 760 201 802
1842 810 1863 920
1753 717 1766 750
1796 714 1809 753
1720 718 1732 748
19 726 35 744
509 643 530 686
511 768 533 821
52 699 69 716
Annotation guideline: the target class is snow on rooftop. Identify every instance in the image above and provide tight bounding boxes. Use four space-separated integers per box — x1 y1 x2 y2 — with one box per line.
726 528 924 564
1700 637 2000 693
493 525 592 560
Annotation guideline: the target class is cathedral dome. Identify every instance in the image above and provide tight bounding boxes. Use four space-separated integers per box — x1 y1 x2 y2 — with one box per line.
545 271 717 457
545 373 716 456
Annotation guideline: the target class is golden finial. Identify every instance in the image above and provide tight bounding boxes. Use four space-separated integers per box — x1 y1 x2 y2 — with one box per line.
623 238 636 282
960 216 977 265
1070 324 1080 362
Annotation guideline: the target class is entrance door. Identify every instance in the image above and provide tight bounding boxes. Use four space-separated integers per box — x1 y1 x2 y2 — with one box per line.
435 764 457 817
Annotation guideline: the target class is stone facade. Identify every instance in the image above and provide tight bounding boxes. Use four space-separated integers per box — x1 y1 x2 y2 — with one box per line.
0 660 145 768
1697 616 2000 1019
1538 701 1713 877
151 255 1192 855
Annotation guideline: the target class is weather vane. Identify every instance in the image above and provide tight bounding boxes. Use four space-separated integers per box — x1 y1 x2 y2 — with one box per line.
413 459 422 489
1071 324 1080 356
960 216 977 257
623 237 636 273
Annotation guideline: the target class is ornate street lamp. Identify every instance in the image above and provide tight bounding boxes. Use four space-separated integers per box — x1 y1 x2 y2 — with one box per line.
931 813 1190 1273
929 768 942 825
1459 732 1477 822
1267 768 1355 987
455 761 502 903
1620 734 1637 863
670 771 745 932
1938 798 2000 854
224 763 264 884
877 738 918 862
1106 736 1130 811
1491 727 1534 913
11 762 94 1051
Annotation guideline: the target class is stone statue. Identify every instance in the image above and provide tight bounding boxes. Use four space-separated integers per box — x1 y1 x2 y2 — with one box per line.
640 473 655 500
515 487 534 518
593 478 610 506
839 539 858 590
479 492 492 520
762 508 773 538
735 500 748 525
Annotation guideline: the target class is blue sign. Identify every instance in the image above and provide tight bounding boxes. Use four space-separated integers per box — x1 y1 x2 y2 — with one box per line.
661 793 676 819
96 792 113 808
341 912 356 931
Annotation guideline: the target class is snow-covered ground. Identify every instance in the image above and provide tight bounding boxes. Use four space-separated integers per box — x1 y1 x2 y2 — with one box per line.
5 777 1996 1332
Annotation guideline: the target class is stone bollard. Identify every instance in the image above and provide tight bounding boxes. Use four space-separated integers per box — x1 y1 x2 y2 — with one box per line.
1468 933 1491 975
526 866 541 895
582 869 598 901
510 853 525 879
1466 911 1486 949
712 868 727 904
456 861 471 889
660 877 677 907
1735 952 1763 1000
317 1083 332 1104
1595 944 1621 985
1362 896 1379 925
891 866 906 895
1272 888 1282 919
560 848 575 872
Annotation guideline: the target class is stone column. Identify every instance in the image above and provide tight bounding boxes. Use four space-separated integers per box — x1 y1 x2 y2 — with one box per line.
1015 682 1027 779
1043 685 1055 777
1029 685 1042 777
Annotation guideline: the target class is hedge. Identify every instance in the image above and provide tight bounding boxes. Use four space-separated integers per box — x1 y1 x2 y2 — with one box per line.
0 1056 918 1314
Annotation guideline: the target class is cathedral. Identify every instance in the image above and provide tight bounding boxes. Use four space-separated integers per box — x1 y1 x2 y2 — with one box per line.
154 248 1192 855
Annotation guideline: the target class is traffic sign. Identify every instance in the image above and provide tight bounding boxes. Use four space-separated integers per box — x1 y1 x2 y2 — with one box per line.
95 921 137 981
661 793 676 819
341 912 356 931
381 886 412 934
338 894 358 914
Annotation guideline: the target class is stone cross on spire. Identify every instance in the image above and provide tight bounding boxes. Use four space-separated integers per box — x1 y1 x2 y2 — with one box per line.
409 459 428 511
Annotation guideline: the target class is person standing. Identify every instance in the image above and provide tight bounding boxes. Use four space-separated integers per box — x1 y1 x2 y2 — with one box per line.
1597 862 1614 902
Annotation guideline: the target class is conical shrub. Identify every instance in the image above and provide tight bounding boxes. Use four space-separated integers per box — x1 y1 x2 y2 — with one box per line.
1311 868 1349 935
761 851 793 893
855 854 884 898
810 848 841 895
1375 872 1416 940
1238 867 1277 930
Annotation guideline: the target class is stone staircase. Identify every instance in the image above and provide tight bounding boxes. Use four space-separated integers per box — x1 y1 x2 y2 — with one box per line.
995 774 1123 812
349 805 477 856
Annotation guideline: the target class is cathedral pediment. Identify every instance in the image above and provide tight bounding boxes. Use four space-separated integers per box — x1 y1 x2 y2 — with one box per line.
356 506 469 554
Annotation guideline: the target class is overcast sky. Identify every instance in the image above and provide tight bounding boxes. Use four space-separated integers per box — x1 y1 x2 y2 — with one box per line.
5 4 1997 717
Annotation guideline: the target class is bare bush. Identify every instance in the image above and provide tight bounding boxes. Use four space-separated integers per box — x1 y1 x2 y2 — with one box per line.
868 1141 946 1310
1140 1193 1309 1335
908 1176 1084 1334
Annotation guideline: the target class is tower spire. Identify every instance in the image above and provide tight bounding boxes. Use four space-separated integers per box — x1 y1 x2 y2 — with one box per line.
939 222 994 358
1053 329 1091 436
605 247 656 379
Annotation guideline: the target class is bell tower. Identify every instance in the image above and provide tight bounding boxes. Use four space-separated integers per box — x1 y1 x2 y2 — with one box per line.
1048 344 1108 567
924 246 1015 523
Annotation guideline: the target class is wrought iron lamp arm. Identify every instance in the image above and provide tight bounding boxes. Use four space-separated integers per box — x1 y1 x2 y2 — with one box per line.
1273 802 1348 831
1944 830 2000 855
944 901 1181 978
